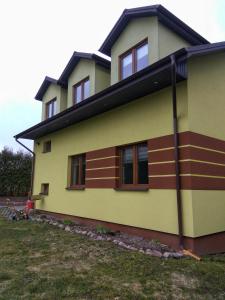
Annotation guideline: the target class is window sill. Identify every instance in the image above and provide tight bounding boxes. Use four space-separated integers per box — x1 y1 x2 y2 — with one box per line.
66 186 85 191
39 193 48 196
114 186 149 192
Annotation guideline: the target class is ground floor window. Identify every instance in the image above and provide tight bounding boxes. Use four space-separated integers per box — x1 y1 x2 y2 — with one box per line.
41 183 49 195
68 154 86 189
119 143 148 188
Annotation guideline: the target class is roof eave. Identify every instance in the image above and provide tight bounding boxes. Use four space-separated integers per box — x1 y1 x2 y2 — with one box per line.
58 52 110 87
34 76 58 101
15 49 188 140
99 5 209 56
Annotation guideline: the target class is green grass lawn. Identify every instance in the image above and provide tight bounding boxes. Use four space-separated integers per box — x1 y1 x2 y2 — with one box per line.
0 217 224 299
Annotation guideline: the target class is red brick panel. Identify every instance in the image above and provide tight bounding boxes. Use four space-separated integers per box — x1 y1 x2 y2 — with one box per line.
86 147 118 188
148 131 225 190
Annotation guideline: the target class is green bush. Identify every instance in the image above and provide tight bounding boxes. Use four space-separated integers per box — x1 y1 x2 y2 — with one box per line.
0 147 32 196
63 219 73 225
96 225 112 234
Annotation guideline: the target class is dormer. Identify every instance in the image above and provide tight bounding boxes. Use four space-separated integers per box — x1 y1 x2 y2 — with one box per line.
35 77 67 121
99 5 209 84
58 52 110 108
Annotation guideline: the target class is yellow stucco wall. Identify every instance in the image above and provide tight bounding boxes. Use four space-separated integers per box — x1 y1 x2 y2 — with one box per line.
41 84 61 121
192 191 225 237
187 52 225 237
158 23 190 58
95 64 110 94
34 82 196 236
60 88 68 112
188 52 225 141
41 84 67 121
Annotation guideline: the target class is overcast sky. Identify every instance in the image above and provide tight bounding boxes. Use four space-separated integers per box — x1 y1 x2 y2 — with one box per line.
0 0 225 152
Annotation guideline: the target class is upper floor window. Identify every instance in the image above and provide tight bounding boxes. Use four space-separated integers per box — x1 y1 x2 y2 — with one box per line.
73 77 90 105
46 98 57 119
120 40 148 80
119 143 148 187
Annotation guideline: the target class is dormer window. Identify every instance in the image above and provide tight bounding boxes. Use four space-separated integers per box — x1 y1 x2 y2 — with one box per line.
46 98 57 119
120 39 148 80
73 77 90 104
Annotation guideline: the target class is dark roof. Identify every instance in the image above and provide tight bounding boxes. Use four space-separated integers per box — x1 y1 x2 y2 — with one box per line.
15 42 225 140
99 5 209 56
35 53 110 101
35 76 59 101
58 52 111 87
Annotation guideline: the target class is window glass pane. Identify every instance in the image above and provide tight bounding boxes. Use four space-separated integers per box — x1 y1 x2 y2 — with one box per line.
84 80 90 99
47 103 51 118
71 157 79 185
137 44 148 71
121 52 132 79
81 156 86 185
75 84 82 103
137 144 148 184
52 100 57 116
122 147 133 184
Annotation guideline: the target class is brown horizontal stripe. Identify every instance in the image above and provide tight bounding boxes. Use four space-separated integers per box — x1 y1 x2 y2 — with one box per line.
87 166 118 171
149 147 225 164
185 147 225 164
86 147 116 160
149 174 225 190
148 134 174 150
149 148 175 162
149 161 225 177
186 176 225 190
149 176 176 189
180 132 225 153
86 168 117 178
149 162 176 175
148 132 225 153
86 157 119 169
189 162 225 177
86 179 117 188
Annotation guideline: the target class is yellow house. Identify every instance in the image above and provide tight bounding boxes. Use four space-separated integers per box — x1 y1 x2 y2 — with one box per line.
15 5 225 255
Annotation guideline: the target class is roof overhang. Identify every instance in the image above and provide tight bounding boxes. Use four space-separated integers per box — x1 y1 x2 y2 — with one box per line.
35 76 59 101
35 53 110 101
16 42 225 141
15 49 187 140
99 5 209 56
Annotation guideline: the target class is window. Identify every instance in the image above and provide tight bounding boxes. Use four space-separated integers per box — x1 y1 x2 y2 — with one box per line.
120 40 148 80
69 154 86 189
41 183 49 195
46 98 57 119
43 141 51 153
73 78 90 104
119 143 148 188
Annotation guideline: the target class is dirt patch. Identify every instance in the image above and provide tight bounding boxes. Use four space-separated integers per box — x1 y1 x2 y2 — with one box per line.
27 266 41 272
31 252 44 258
171 272 199 289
